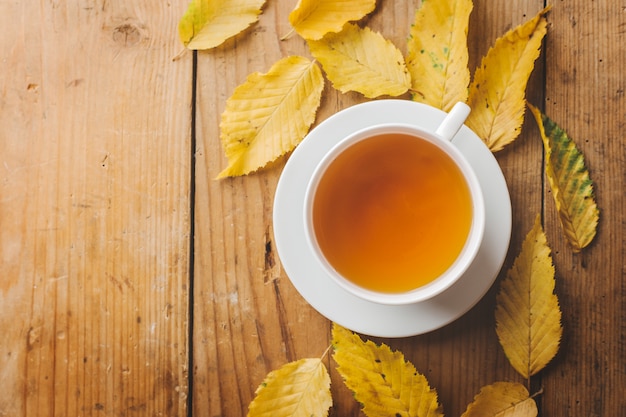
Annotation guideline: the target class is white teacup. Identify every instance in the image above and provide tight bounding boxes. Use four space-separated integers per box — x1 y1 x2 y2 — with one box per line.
302 102 485 305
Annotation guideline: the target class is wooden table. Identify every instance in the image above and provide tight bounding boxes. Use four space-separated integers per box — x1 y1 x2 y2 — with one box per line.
1 0 624 415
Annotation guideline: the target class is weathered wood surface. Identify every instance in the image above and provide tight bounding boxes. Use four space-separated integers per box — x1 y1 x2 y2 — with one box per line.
193 0 625 416
2 0 625 416
542 2 626 415
0 1 192 416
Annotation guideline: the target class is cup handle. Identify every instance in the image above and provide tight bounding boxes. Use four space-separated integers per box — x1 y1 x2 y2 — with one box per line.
435 102 471 142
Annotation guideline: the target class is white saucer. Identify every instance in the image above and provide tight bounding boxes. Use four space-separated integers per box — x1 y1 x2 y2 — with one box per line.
273 100 512 338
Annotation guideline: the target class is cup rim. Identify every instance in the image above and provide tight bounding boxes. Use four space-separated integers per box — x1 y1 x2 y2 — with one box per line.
303 123 486 305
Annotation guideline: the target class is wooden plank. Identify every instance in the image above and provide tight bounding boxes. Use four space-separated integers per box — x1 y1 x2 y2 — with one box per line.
0 1 192 415
542 2 626 414
193 1 548 416
378 3 547 413
191 2 335 415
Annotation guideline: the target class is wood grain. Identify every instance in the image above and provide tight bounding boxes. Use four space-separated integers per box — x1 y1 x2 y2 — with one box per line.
0 1 191 415
542 1 626 415
192 2 334 415
193 1 547 416
3 0 625 415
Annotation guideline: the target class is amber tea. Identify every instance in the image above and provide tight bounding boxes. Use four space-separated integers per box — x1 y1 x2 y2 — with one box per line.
312 132 473 294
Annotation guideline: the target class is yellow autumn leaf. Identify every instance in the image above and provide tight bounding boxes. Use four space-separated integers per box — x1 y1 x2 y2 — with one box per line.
288 0 376 41
528 104 599 252
461 382 537 417
178 0 266 50
332 323 444 417
495 215 563 380
308 24 411 99
466 7 550 151
406 0 472 112
247 358 332 417
218 56 324 178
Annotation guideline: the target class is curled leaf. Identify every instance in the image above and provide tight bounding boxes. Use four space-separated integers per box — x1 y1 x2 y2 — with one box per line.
332 323 444 417
406 0 472 112
289 0 377 40
495 215 563 379
461 382 538 417
178 0 267 50
528 104 599 252
308 23 411 98
247 358 332 417
466 7 550 151
218 56 324 178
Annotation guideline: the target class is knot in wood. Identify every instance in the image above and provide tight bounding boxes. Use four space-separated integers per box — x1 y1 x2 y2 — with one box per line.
112 23 145 46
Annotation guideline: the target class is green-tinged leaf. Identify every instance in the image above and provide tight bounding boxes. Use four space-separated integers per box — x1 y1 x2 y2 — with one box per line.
178 0 266 50
218 56 324 178
466 7 550 151
308 23 411 98
247 358 332 417
528 103 599 252
406 0 472 112
332 323 444 417
289 0 377 40
461 382 538 417
495 215 563 379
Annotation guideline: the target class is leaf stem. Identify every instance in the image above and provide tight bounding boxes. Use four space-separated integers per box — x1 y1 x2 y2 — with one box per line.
408 87 424 99
171 47 188 62
280 28 295 41
320 344 333 361
530 387 545 399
